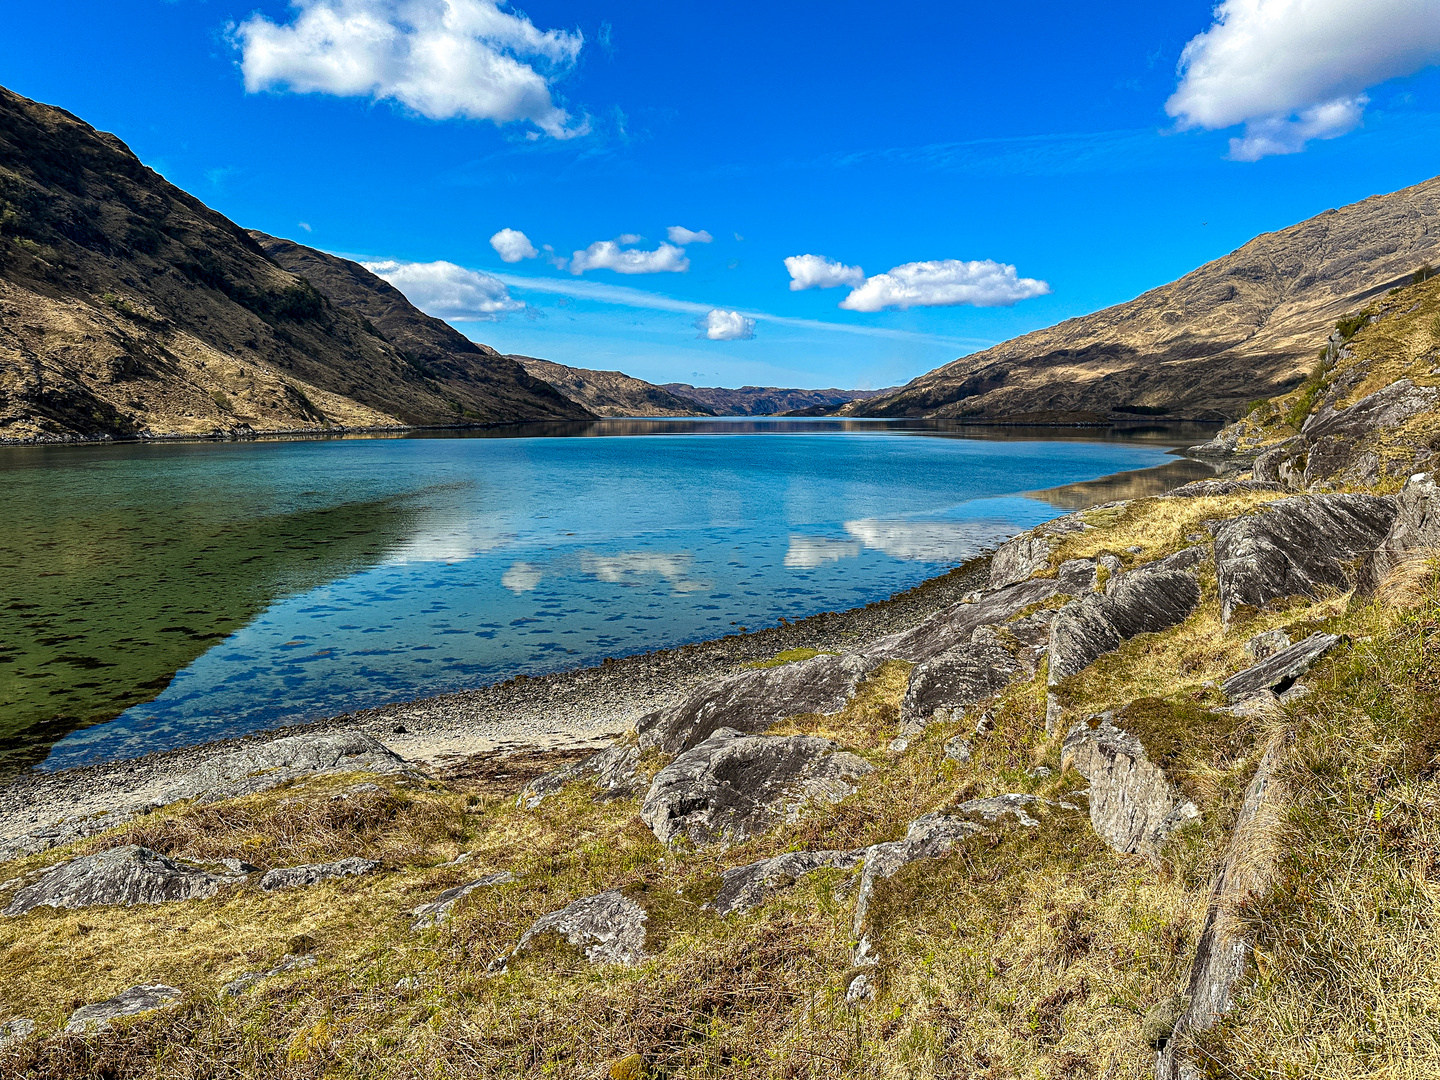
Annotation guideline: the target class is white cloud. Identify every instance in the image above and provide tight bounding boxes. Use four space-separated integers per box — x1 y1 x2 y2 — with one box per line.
363 258 522 318
569 240 690 275
667 226 713 245
298 221 313 232
784 536 860 568
233 0 587 139
784 253 866 291
1166 0 1440 160
489 227 538 262
696 309 756 341
501 561 542 592
840 259 1050 312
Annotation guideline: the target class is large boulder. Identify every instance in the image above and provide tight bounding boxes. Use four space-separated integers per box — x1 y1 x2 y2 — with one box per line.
708 849 865 917
258 857 381 892
1302 379 1440 443
899 640 1028 735
4 846 243 916
410 871 514 930
636 653 874 755
495 890 649 971
1213 494 1397 621
1359 471 1440 595
989 515 1093 589
1162 479 1284 499
517 740 642 810
64 984 181 1034
1251 437 1307 489
1048 549 1205 684
160 732 412 805
1158 741 1285 1079
639 729 872 847
1221 632 1341 702
1061 716 1199 857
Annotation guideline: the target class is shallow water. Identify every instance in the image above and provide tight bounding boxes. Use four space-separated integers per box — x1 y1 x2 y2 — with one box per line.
0 419 1214 773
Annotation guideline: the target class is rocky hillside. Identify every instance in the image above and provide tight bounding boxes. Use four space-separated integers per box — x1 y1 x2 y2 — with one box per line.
515 357 714 417
845 175 1440 423
0 86 587 442
3 273 1439 1077
659 383 896 416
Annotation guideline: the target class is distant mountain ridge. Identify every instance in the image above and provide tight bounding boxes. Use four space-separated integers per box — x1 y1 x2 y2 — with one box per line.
660 384 895 416
515 358 714 417
844 175 1440 423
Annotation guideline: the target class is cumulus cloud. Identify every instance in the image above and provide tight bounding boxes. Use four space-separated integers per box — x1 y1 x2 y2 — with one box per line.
233 0 587 139
363 258 522 318
695 309 756 341
1167 0 1440 160
489 227 538 262
839 259 1050 312
784 253 866 291
570 240 690 275
667 226 713 245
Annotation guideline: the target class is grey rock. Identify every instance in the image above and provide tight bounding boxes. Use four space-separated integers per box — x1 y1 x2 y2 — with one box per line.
410 871 514 930
989 515 1094 589
518 740 642 809
1360 472 1440 595
1243 629 1292 661
1159 741 1285 1079
886 737 909 753
4 846 243 916
1045 692 1064 736
0 809 139 864
160 732 412 805
899 642 1028 735
1302 378 1440 443
640 729 872 847
943 736 972 764
1221 632 1341 702
1055 557 1101 594
852 813 987 937
951 793 1042 828
219 954 316 998
1251 438 1307 488
708 849 865 916
0 1019 35 1047
1213 494 1397 621
867 576 1071 665
1048 553 1203 684
64 984 180 1034
1061 717 1199 857
258 857 380 892
1163 479 1285 499
636 652 874 755
500 889 649 970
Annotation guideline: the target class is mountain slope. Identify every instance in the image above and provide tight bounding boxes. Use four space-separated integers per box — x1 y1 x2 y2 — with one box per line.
515 357 713 417
252 234 591 423
846 175 1440 423
660 383 895 416
0 86 582 441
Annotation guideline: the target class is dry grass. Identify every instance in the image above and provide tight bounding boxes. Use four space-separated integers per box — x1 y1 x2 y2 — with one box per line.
1049 492 1283 570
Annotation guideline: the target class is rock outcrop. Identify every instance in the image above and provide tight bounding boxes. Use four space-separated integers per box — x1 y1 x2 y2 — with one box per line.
258 857 381 892
219 954 316 999
708 850 865 916
160 733 412 805
1048 550 1205 684
1212 495 1397 621
410 871 514 930
63 984 181 1034
4 846 243 915
496 890 650 971
518 741 642 810
1159 741 1285 1079
636 653 873 755
899 640 1028 734
1062 717 1199 857
1359 472 1440 594
989 517 1092 589
1221 633 1341 702
640 730 872 847
0 1019 35 1047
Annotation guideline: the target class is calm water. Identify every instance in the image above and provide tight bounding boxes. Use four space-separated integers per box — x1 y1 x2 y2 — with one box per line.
0 419 1214 773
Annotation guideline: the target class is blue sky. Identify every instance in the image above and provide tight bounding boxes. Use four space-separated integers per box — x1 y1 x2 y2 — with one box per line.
4 1 1440 389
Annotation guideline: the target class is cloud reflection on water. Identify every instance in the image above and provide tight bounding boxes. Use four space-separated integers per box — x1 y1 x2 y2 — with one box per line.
843 518 1017 562
579 551 711 593
784 536 862 568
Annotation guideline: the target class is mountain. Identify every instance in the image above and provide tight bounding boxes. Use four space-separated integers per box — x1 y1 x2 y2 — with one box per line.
845 175 1440 423
0 86 587 442
252 234 589 423
514 357 714 417
659 383 896 416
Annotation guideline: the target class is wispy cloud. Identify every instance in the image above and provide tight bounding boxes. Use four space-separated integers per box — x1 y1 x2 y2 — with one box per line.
494 272 992 348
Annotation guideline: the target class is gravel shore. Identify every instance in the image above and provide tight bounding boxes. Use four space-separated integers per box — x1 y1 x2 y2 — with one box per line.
0 554 992 845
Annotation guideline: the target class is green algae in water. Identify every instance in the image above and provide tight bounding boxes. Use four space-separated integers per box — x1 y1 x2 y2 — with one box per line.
0 444 425 774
